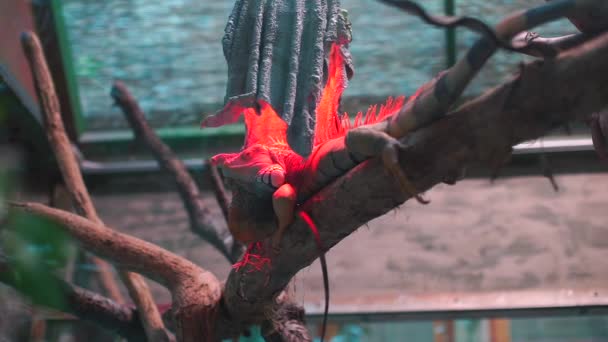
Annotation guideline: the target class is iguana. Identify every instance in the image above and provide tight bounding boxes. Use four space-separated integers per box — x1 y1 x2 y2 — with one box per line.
203 0 605 340
206 0 605 250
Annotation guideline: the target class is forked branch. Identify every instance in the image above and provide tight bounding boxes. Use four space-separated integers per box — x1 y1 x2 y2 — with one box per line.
20 31 172 341
20 31 124 305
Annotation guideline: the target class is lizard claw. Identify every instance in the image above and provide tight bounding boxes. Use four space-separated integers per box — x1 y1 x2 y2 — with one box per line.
382 142 429 204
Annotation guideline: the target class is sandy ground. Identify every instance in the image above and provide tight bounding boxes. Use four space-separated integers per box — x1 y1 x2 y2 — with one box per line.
86 173 608 309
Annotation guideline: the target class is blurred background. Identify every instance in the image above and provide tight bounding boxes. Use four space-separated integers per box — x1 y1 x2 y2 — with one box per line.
1 0 608 341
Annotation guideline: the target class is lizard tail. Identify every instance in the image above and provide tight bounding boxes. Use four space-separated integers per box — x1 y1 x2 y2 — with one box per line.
298 211 329 342
383 0 601 138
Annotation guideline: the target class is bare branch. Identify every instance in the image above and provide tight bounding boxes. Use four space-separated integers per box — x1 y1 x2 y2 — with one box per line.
221 31 608 324
9 202 210 290
20 31 172 341
0 255 147 341
20 29 124 304
120 272 175 341
9 200 222 341
111 81 236 262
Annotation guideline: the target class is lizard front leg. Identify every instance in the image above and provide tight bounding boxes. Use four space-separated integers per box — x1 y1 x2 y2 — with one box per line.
271 183 297 254
253 164 297 253
346 126 429 204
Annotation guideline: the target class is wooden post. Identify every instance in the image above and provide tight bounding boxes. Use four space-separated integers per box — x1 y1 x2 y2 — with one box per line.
489 319 511 342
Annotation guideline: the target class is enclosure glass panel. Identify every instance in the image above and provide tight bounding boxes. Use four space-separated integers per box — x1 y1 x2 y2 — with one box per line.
59 0 446 131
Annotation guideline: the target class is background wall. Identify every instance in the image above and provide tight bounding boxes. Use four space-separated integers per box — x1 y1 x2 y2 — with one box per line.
60 0 574 130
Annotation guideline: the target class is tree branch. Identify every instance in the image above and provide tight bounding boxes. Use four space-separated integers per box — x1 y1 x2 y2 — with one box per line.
8 202 209 290
0 254 147 341
111 81 238 262
8 201 222 341
221 31 608 325
19 30 125 305
20 31 173 341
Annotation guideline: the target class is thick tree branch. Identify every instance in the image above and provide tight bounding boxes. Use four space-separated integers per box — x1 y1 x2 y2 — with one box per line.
20 31 172 341
221 31 608 325
8 201 222 341
9 202 210 291
111 81 239 262
0 254 146 341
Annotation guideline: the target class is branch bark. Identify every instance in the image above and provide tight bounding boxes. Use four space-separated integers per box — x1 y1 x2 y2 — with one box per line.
8 201 222 341
20 31 173 341
0 254 146 341
111 81 241 262
19 31 124 305
221 31 608 326
9 202 206 290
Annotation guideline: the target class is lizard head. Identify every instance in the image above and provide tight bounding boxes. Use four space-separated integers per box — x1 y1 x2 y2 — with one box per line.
211 145 291 244
211 144 286 190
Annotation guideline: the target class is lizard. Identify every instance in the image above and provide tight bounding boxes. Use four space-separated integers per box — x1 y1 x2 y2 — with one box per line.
208 0 606 251
203 0 606 340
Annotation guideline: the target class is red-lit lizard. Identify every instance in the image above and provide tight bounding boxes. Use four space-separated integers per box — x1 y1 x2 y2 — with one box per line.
203 0 606 340
206 0 605 250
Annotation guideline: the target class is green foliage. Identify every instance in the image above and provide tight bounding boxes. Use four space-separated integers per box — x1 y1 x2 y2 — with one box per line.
0 160 73 310
5 211 73 269
1 210 73 310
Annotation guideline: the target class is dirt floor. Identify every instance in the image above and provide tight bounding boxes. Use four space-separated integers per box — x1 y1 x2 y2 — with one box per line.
88 172 608 310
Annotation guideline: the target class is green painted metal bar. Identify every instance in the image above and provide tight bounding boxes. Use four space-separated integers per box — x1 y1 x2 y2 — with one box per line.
444 0 456 67
49 0 86 136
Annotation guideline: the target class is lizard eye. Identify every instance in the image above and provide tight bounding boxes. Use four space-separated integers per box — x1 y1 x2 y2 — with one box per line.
240 149 255 161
